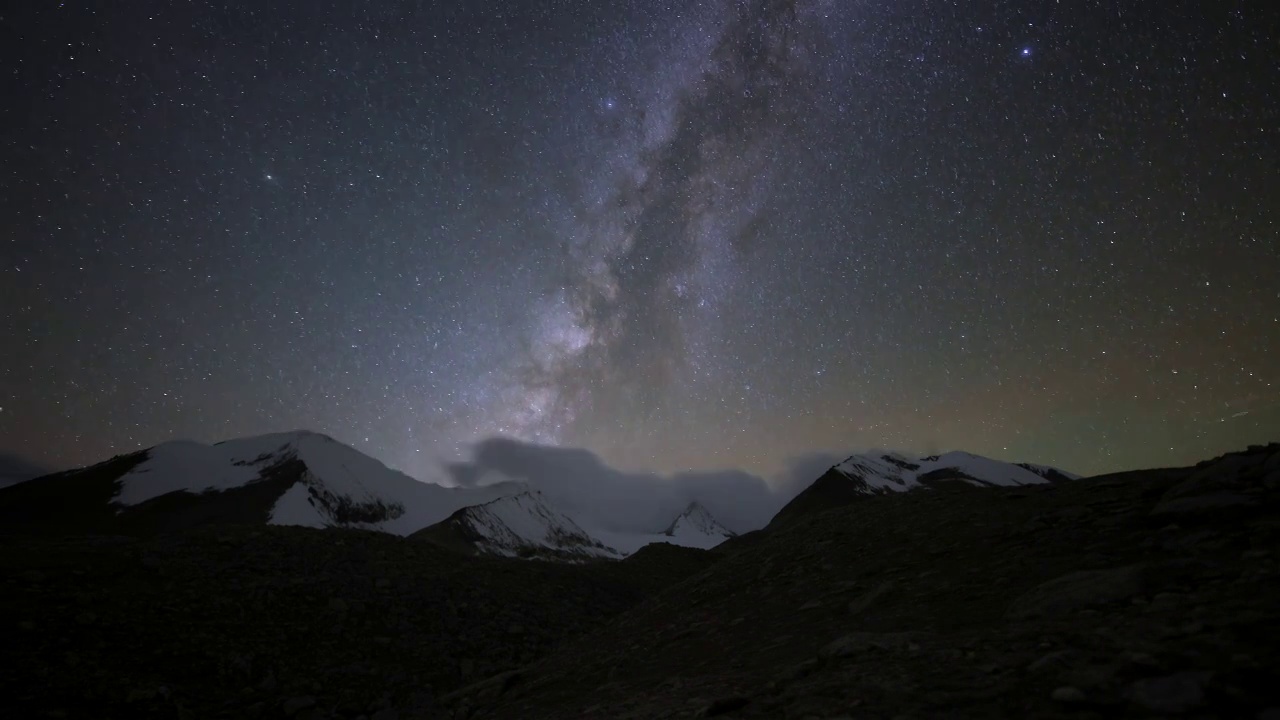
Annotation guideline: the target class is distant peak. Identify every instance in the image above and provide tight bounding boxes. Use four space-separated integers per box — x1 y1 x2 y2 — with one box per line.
663 501 735 538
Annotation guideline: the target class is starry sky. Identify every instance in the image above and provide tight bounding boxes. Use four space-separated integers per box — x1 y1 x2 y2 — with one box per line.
2 0 1277 483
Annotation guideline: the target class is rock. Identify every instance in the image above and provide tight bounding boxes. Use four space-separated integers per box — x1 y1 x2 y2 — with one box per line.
1151 492 1257 518
1126 671 1210 714
1050 686 1087 704
370 710 399 720
328 598 349 613
459 658 476 680
1027 650 1074 673
507 623 525 635
820 632 921 659
126 687 157 703
1127 653 1159 667
846 580 895 616
1006 566 1144 618
374 578 392 589
799 600 822 610
282 696 318 716
75 611 97 626
776 659 820 684
1266 451 1280 473
701 695 750 717
1257 707 1280 720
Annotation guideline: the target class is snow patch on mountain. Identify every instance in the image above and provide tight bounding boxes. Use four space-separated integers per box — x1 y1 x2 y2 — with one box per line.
918 451 1061 486
831 450 1070 494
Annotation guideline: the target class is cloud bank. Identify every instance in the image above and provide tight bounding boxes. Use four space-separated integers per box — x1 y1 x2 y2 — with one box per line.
447 437 837 535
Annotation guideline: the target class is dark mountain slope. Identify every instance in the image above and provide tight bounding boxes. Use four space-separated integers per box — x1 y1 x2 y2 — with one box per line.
3 443 1275 719
765 466 870 528
0 451 305 535
450 443 1280 719
0 451 148 532
0 524 714 720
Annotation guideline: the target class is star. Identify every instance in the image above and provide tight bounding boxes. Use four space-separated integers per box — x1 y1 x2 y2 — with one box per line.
1 0 1273 483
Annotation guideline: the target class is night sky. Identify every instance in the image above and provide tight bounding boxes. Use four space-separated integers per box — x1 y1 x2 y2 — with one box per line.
2 0 1277 483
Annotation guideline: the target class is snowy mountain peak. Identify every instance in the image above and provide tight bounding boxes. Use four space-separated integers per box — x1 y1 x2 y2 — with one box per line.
79 431 522 535
770 449 1078 527
116 431 420 527
830 450 1073 493
662 501 736 546
419 490 622 561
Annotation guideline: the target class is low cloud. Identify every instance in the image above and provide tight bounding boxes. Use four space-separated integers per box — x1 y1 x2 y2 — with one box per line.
447 438 842 534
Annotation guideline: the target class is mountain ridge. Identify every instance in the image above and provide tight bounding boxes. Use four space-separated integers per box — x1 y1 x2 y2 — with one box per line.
412 489 623 561
0 431 750 557
769 449 1078 528
1 441 1276 718
662 501 737 544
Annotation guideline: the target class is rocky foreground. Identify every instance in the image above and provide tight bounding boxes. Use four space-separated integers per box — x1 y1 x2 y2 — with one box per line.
3 444 1279 719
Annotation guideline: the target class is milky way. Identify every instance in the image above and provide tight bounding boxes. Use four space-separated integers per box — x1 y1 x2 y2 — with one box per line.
2 0 1277 481
500 0 809 444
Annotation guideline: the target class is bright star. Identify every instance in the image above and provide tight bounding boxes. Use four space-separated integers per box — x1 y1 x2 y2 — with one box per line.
1020 47 1032 57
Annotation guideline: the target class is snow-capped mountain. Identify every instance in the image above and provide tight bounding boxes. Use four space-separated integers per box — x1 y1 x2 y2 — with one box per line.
663 502 736 547
413 495 742 560
0 429 737 558
0 431 1075 560
832 450 1076 492
770 450 1079 526
413 490 622 561
588 502 739 555
129 431 532 533
0 431 519 536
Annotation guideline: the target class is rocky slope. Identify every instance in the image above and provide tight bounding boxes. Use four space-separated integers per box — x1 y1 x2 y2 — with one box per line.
447 443 1280 719
2 443 1276 719
0 525 719 720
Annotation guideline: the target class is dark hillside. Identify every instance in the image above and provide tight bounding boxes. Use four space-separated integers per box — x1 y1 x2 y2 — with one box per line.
449 444 1280 719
